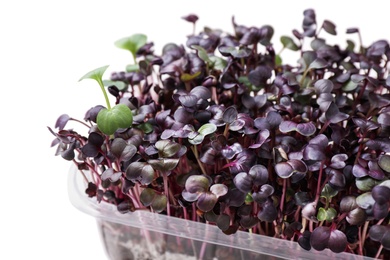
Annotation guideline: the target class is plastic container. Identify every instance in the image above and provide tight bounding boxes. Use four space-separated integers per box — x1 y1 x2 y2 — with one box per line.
68 167 374 260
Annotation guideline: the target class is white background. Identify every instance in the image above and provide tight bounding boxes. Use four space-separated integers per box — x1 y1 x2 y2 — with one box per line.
1 1 388 259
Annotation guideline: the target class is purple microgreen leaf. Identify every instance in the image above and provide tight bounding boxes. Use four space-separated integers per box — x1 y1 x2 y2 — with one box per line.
155 140 181 158
279 120 297 133
296 122 316 136
190 85 212 100
275 162 294 178
328 169 346 190
185 175 210 193
288 159 308 174
222 106 238 124
369 226 390 250
367 40 389 57
372 185 390 204
266 111 282 128
356 192 375 210
252 184 274 203
229 119 246 131
294 192 312 206
322 20 337 35
210 184 228 198
346 27 359 34
217 214 231 231
182 190 201 202
111 138 136 161
101 168 122 183
221 142 243 159
85 182 97 197
347 208 367 226
328 230 347 253
352 164 368 178
248 66 272 87
55 114 70 130
181 13 198 23
125 162 155 185
369 225 387 241
257 200 277 222
249 164 269 186
179 94 198 107
249 129 270 149
373 202 389 220
314 79 333 93
340 196 358 213
303 144 326 161
368 161 385 180
81 143 99 157
148 158 179 172
308 58 328 70
310 226 330 251
233 172 253 193
325 102 349 124
329 154 348 169
196 192 217 212
174 107 193 124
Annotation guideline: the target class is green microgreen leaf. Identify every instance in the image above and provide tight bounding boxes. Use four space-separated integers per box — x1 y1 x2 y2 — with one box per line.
115 34 147 61
97 104 133 135
317 207 337 221
103 80 127 91
281 36 299 51
198 123 217 136
151 194 167 213
140 188 156 207
181 71 201 82
79 65 112 110
191 45 212 64
209 56 227 70
126 64 140 72
137 122 153 134
79 65 109 83
321 184 338 200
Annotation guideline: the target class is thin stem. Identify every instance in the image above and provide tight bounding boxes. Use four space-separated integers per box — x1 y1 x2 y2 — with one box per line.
314 160 325 205
358 225 364 255
299 68 310 87
70 118 91 128
223 123 230 138
97 78 111 110
375 245 383 259
163 173 171 216
318 120 330 135
358 31 364 54
279 178 287 218
191 145 207 175
361 221 370 251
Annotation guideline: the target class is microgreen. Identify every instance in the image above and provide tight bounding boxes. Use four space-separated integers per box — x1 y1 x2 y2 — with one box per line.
50 10 390 258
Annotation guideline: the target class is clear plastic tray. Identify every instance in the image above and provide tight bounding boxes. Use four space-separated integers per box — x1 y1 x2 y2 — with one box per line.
68 166 373 260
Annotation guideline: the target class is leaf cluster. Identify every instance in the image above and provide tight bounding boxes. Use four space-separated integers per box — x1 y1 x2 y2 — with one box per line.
49 9 390 258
